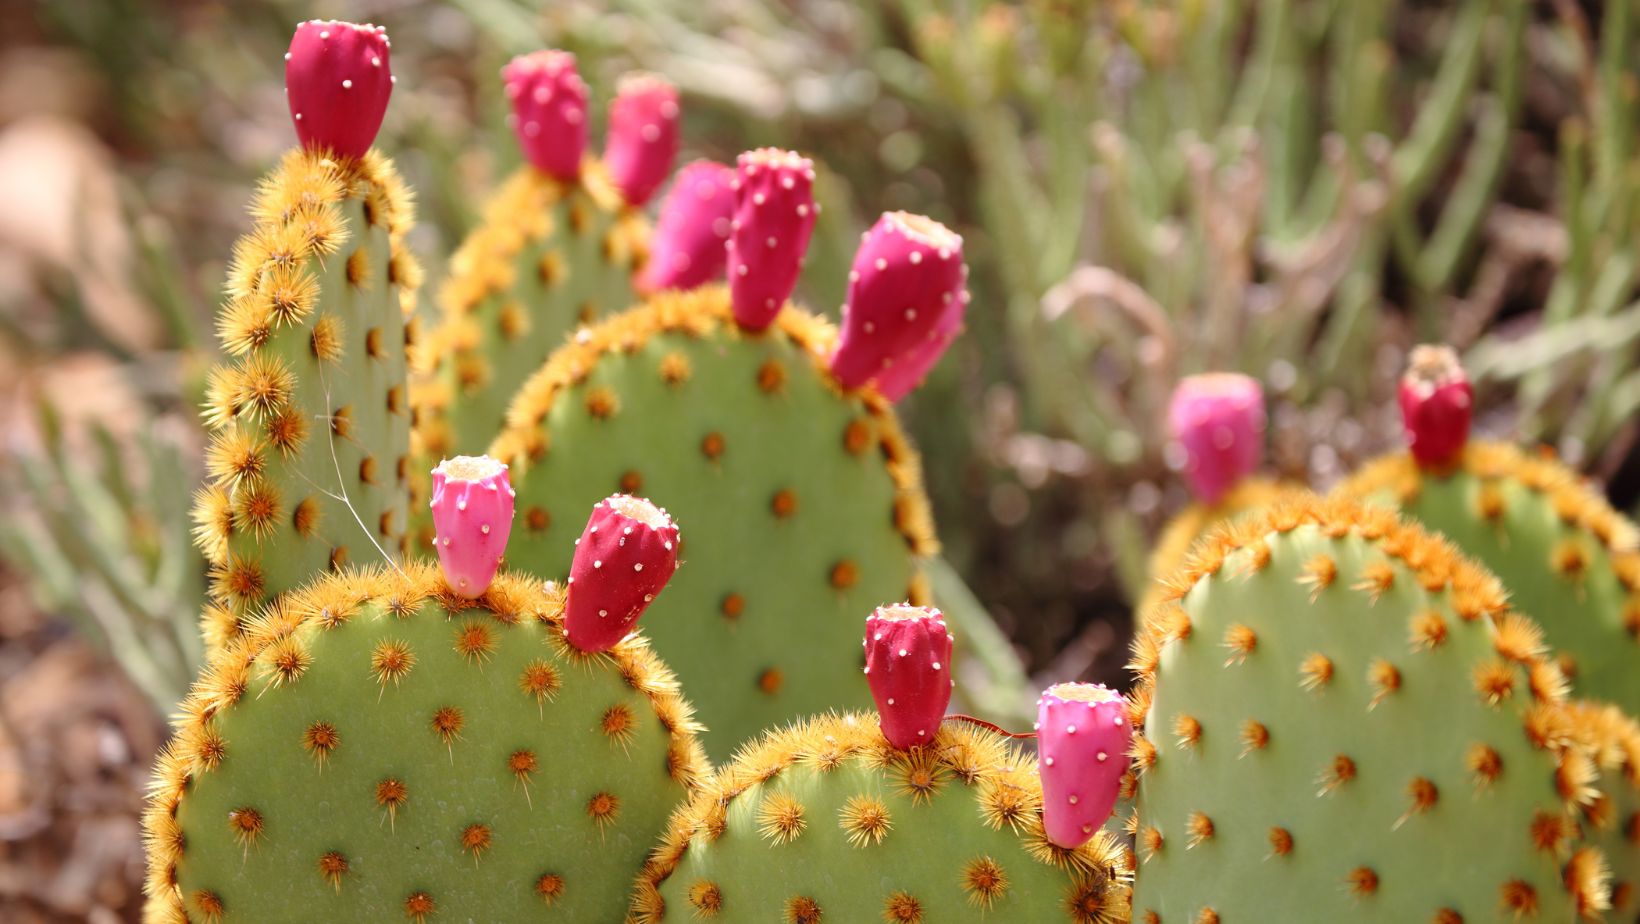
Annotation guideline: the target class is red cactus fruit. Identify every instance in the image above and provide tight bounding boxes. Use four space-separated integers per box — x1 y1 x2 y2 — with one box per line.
1036 683 1130 850
863 605 954 749
603 73 681 207
634 160 736 295
1167 372 1266 505
284 20 394 159
429 456 515 599
502 50 587 182
564 495 681 653
726 148 817 331
829 212 968 399
870 296 965 401
1399 344 1474 470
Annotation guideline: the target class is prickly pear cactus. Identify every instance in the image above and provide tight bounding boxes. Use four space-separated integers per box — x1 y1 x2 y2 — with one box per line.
1339 345 1640 711
410 164 646 474
194 149 421 653
142 562 707 923
1129 495 1610 922
490 286 938 757
630 712 1130 923
408 54 678 552
1339 442 1640 713
193 22 422 655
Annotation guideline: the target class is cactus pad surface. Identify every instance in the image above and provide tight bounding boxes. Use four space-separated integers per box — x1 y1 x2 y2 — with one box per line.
1338 442 1640 710
631 712 1130 923
144 563 706 922
1130 495 1609 922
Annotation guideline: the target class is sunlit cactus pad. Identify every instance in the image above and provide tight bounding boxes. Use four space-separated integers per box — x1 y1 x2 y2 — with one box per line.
143 563 706 923
411 161 646 476
490 285 938 757
193 148 421 651
630 712 1130 923
1338 441 1640 710
1130 495 1609 922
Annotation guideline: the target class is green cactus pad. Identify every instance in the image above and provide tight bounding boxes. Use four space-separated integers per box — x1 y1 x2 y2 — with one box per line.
1130 495 1609 922
630 711 1130 923
1136 478 1298 622
194 149 421 653
490 286 939 758
142 563 707 924
409 163 646 551
1337 442 1640 711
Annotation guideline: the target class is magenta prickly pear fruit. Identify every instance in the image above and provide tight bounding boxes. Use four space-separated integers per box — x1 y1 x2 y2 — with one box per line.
604 73 681 207
1036 682 1131 850
429 455 515 598
502 50 587 181
1399 343 1474 470
635 160 735 295
1167 372 1266 505
862 604 954 749
726 148 817 331
830 212 968 397
284 20 393 159
870 296 964 400
564 495 681 653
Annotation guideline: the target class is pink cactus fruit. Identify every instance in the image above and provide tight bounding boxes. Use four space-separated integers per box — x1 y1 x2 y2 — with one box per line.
429 455 516 599
1167 372 1267 505
634 160 736 295
726 148 817 331
1399 344 1474 470
1036 683 1131 850
502 50 588 181
829 211 969 399
603 73 681 207
863 605 954 749
284 20 394 159
564 495 681 653
870 298 964 401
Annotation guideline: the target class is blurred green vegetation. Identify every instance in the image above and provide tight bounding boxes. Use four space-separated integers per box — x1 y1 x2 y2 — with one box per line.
1 0 1638 708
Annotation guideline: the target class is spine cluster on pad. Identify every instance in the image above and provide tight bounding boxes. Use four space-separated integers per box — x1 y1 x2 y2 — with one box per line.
1128 494 1612 921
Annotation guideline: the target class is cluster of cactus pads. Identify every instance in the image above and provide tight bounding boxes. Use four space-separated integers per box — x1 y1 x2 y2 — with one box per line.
144 14 1640 924
147 17 1107 923
485 160 979 757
